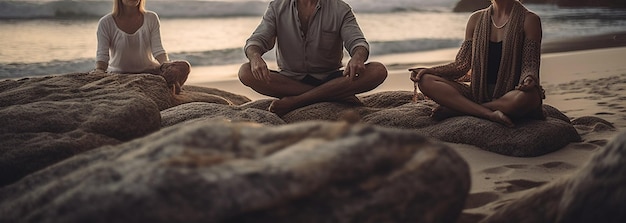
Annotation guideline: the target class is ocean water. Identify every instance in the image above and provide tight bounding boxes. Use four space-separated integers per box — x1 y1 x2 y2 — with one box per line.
1 0 626 80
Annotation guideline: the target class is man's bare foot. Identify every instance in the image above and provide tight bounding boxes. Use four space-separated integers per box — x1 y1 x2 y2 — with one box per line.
268 97 299 116
489 110 515 128
431 106 462 121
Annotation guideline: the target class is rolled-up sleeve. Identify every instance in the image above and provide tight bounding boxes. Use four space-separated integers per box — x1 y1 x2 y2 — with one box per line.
244 3 277 54
341 8 369 57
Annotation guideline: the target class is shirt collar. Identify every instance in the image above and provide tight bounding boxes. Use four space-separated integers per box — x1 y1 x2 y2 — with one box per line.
291 0 322 8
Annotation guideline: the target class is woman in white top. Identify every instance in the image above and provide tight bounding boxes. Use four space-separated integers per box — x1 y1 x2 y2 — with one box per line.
93 0 190 94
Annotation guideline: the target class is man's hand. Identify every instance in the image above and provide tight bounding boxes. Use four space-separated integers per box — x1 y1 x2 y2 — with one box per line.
344 46 368 81
250 57 271 83
516 76 537 91
344 57 365 81
245 46 271 83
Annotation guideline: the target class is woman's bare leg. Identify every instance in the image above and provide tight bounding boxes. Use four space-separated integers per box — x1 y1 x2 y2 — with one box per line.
418 74 514 127
482 88 543 119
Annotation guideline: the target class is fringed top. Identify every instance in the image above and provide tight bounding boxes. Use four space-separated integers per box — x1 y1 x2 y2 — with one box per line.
430 1 544 103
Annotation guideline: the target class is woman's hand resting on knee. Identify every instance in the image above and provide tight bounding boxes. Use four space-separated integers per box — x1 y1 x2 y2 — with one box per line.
515 76 537 91
409 68 430 82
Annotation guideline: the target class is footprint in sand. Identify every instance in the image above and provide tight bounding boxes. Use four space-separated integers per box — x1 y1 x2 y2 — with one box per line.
595 112 614 115
588 139 609 147
464 192 501 209
503 164 529 169
480 166 514 175
567 142 600 151
480 164 529 178
539 161 577 170
494 179 547 193
608 103 624 109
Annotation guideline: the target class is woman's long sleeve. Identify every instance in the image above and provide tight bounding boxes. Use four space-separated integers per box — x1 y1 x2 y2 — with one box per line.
520 39 545 98
430 40 473 81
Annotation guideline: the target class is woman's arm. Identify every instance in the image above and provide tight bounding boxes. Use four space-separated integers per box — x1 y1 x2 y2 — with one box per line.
413 12 481 82
155 53 169 65
92 61 108 73
518 12 543 91
149 12 167 67
93 16 112 74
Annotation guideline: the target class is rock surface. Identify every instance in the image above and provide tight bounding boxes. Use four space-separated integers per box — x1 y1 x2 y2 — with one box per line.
271 91 582 157
0 73 249 186
0 71 612 222
160 90 582 157
480 130 626 223
0 73 585 188
0 120 471 223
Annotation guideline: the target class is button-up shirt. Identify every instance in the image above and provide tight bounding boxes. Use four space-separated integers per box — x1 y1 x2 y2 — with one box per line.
245 0 369 79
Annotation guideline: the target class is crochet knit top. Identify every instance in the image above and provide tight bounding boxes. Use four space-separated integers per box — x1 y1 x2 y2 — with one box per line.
430 1 545 103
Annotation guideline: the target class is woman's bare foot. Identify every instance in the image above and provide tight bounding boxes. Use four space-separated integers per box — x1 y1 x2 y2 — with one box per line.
488 110 515 128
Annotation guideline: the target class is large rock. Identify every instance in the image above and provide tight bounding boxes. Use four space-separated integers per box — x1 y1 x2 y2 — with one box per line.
0 72 592 186
0 73 250 187
0 120 471 223
161 102 285 127
481 130 626 223
279 91 582 157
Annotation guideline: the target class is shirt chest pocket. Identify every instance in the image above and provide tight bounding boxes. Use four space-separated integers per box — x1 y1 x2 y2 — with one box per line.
319 30 340 51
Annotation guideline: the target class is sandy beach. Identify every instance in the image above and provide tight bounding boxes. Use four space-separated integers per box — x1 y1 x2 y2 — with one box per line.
187 34 626 221
0 34 624 223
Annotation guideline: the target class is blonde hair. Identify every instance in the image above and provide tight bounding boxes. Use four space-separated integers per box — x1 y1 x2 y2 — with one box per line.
112 0 146 16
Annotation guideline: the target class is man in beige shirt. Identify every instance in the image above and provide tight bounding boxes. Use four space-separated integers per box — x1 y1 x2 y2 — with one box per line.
239 0 388 116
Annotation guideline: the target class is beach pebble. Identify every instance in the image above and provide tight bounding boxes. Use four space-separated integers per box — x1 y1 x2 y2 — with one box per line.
0 73 250 187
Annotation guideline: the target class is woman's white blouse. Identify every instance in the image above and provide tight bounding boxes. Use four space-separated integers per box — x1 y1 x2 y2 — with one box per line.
96 11 166 73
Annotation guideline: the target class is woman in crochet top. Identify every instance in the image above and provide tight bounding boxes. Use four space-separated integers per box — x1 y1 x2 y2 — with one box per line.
410 0 545 127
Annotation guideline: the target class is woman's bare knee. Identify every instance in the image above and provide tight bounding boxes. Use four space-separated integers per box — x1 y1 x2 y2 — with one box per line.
171 61 191 75
417 74 439 94
496 89 542 117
